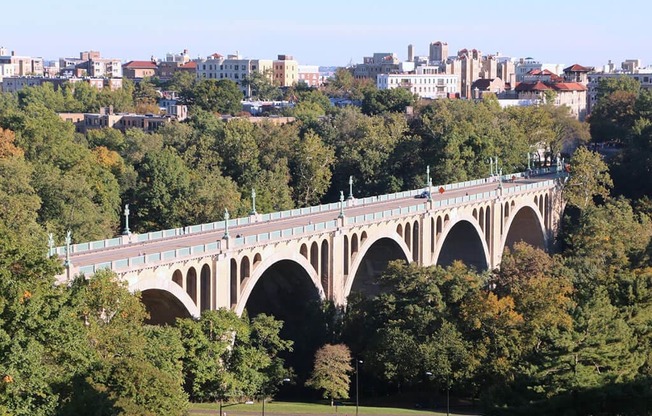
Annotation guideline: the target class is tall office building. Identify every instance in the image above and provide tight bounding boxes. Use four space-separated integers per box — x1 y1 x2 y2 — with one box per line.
407 44 414 62
429 41 448 63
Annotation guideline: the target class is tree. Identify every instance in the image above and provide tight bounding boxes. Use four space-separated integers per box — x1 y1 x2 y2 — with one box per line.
306 344 353 405
185 79 243 114
291 130 334 206
563 146 613 210
362 88 417 116
241 70 282 101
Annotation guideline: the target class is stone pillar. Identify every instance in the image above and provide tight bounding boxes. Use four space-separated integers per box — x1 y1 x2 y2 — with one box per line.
331 228 347 306
214 251 232 310
421 211 435 266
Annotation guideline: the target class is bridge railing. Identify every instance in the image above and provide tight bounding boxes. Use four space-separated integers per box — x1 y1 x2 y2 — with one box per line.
59 170 562 257
76 241 221 276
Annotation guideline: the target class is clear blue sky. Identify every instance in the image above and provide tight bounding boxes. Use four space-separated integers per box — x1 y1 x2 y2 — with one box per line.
2 0 650 68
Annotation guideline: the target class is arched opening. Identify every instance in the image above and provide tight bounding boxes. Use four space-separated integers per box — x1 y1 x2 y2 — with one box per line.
361 231 368 243
539 196 544 216
479 207 485 233
437 220 488 271
186 267 197 304
504 206 546 251
485 206 491 247
412 220 419 262
444 214 450 226
321 240 330 298
404 222 411 251
504 202 510 219
396 224 403 236
473 208 478 219
244 260 323 394
544 194 550 228
240 256 250 283
200 264 211 311
430 217 435 254
230 258 237 307
172 269 183 288
436 216 443 241
343 235 349 275
350 237 410 298
300 243 308 259
351 233 359 258
534 195 539 207
253 253 262 268
141 289 192 325
310 242 319 274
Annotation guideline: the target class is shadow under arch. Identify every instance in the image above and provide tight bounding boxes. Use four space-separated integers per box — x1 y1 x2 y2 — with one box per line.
131 277 199 325
239 257 327 390
236 253 324 316
502 203 547 252
434 215 490 271
345 233 411 300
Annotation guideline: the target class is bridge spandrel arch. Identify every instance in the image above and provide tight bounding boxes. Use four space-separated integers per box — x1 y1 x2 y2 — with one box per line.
433 214 490 271
344 231 411 301
501 201 547 253
235 252 325 316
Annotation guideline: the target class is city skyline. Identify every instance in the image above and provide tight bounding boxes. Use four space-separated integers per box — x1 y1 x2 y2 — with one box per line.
2 0 650 69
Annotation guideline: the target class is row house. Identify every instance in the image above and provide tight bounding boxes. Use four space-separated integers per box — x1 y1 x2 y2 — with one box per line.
298 65 320 87
59 107 173 134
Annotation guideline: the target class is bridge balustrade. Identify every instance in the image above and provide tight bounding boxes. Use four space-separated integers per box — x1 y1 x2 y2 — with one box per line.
66 173 564 275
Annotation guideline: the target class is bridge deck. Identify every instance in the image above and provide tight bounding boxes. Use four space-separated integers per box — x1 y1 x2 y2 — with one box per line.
66 174 558 270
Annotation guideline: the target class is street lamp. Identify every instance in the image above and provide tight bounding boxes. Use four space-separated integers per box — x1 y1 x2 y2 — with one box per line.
262 378 291 416
425 371 449 416
355 359 363 416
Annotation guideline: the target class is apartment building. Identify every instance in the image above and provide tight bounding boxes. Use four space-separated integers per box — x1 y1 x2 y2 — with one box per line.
59 107 173 134
0 47 43 80
122 60 158 79
298 65 320 87
353 52 400 81
587 60 652 112
377 66 458 99
1 76 122 93
514 81 588 120
515 58 565 82
273 55 298 87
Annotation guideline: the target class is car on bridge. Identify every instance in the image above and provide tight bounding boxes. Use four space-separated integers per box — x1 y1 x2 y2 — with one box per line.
415 190 430 199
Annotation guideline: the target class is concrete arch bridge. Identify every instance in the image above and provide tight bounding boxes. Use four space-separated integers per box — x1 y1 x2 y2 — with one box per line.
58 173 564 324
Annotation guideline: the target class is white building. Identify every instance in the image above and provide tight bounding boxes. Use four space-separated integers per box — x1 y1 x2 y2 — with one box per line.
298 65 320 87
587 66 652 112
377 66 458 99
515 57 564 82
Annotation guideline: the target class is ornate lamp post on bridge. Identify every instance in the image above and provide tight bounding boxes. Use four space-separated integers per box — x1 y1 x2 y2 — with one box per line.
122 204 131 235
223 209 230 239
250 188 257 215
338 191 345 218
348 176 354 200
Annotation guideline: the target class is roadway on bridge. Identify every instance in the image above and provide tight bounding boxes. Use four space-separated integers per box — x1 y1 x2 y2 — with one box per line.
68 175 554 268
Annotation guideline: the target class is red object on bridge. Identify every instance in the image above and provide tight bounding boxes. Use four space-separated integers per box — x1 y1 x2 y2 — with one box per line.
438 187 445 194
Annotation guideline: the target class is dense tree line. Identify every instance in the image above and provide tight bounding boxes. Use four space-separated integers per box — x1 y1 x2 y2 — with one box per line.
0 73 648 415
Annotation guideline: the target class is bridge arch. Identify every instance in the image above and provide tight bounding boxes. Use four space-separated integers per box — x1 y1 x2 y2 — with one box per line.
235 252 325 316
433 214 490 271
501 201 547 253
131 274 199 325
344 231 411 300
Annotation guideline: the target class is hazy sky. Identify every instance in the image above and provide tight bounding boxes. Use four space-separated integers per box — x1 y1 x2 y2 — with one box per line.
2 0 650 68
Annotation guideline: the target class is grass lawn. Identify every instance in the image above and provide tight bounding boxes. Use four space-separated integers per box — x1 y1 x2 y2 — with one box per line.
189 400 460 415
